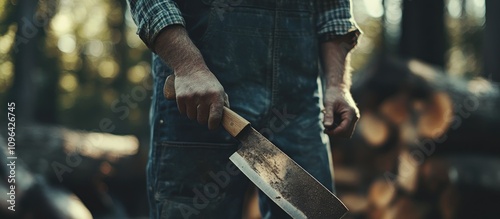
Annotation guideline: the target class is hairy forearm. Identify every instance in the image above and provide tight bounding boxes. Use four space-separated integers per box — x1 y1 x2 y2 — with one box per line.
153 25 209 76
152 25 226 130
320 36 355 90
320 35 359 138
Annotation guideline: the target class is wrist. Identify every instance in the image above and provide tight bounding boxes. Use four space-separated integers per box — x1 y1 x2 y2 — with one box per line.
324 73 351 91
174 67 211 78
320 30 360 51
174 63 210 77
153 25 210 77
325 82 351 93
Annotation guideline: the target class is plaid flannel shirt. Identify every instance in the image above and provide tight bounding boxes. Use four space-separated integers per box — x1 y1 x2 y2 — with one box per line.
128 0 360 49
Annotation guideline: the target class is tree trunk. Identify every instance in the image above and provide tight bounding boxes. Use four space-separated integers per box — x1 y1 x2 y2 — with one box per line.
11 0 40 124
399 0 446 67
11 0 59 124
484 0 500 82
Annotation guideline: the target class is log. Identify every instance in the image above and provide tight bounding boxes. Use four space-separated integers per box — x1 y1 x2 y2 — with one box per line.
1 125 144 218
334 57 500 218
351 57 500 155
14 125 139 181
0 138 91 219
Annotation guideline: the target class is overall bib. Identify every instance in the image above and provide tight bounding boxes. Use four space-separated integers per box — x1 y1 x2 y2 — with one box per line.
149 0 334 218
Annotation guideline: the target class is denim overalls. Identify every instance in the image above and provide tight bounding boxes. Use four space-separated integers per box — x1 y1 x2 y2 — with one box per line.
148 0 334 218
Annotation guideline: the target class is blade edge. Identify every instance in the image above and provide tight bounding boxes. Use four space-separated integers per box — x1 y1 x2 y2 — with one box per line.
230 152 307 219
232 126 349 218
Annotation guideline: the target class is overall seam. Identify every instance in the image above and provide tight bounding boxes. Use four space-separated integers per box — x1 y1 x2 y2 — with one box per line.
271 1 279 110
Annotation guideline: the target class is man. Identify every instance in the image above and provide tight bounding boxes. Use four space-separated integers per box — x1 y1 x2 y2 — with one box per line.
128 0 360 218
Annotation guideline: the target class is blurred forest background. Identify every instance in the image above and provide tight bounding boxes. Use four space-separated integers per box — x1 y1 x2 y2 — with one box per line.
0 0 497 130
0 0 499 218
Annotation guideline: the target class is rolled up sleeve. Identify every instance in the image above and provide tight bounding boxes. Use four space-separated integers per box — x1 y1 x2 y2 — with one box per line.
128 0 185 49
316 0 361 44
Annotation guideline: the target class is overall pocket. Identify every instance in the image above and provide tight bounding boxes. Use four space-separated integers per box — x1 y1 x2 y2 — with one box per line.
151 141 239 200
152 140 242 219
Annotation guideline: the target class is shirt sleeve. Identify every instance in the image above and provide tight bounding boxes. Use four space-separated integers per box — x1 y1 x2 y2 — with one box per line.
316 0 361 44
128 0 185 50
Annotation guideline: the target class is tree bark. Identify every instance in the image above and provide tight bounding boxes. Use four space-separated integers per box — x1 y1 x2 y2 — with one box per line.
11 0 39 124
484 0 500 82
11 0 59 124
399 0 446 67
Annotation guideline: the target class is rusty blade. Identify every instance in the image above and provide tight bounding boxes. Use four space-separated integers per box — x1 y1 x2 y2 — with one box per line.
230 127 348 219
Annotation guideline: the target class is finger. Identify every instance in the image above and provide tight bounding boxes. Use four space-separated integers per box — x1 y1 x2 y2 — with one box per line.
176 97 186 115
323 103 335 128
208 103 223 130
324 118 349 137
327 111 357 138
332 118 352 138
197 104 209 125
186 101 198 120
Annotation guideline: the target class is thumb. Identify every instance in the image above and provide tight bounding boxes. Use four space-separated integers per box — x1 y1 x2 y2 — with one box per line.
323 103 334 127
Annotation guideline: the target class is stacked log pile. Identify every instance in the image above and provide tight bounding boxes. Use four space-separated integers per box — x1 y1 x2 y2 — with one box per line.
333 57 500 219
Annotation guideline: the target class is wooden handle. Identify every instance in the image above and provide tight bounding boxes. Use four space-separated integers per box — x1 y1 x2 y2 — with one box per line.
163 74 176 100
163 75 249 137
221 108 250 137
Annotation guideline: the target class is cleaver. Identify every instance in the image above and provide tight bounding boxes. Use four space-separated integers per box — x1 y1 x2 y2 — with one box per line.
164 75 348 219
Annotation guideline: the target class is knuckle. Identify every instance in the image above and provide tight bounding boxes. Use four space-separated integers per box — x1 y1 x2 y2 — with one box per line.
212 111 222 119
178 92 192 101
176 93 185 100
190 91 199 98
212 101 224 109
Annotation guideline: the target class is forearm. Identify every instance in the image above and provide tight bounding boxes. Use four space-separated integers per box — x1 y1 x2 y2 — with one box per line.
320 35 354 91
316 0 359 90
153 25 209 76
320 35 359 138
152 25 226 130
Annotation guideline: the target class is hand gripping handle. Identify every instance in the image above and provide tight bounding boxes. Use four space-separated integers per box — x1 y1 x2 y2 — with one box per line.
163 75 250 137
